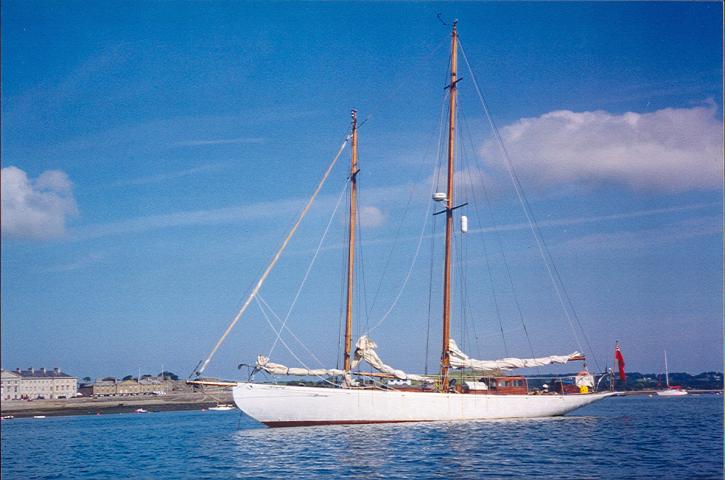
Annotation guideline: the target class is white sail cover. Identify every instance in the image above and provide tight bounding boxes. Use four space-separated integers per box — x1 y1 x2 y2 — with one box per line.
255 355 346 377
448 339 583 371
352 336 434 383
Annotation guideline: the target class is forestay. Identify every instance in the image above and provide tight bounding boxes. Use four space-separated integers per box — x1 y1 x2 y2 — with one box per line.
448 339 583 371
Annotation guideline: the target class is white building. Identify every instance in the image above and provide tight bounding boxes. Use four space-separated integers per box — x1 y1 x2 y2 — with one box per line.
4 367 78 400
1 369 22 400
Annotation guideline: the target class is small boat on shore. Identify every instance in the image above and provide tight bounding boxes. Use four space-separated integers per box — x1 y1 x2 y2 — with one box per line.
134 408 149 413
208 404 234 411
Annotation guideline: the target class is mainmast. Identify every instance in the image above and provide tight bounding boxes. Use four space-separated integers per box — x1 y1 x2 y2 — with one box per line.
343 110 359 372
441 21 458 389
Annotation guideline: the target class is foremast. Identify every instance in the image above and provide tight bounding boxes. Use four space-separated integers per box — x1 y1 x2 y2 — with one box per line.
343 110 359 373
440 21 458 389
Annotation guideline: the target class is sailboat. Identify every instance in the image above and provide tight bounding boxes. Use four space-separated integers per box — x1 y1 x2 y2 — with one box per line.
657 351 688 397
189 21 614 426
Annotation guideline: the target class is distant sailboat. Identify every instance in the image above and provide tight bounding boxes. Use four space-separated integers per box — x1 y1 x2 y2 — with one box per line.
657 351 688 397
190 21 615 426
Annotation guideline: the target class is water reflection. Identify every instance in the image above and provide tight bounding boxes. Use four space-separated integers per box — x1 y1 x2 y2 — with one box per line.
228 413 621 478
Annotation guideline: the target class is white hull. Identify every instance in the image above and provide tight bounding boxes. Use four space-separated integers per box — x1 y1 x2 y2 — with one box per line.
656 388 688 397
233 382 615 427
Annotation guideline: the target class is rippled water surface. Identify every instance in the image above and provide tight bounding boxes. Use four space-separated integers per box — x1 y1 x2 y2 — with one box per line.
2 395 722 479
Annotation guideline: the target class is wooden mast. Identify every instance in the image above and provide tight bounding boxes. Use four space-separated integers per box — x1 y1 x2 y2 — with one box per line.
343 110 359 372
440 21 458 389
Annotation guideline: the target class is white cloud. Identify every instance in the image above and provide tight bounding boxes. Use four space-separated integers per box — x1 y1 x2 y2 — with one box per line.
359 206 386 228
558 215 721 252
1 166 78 239
68 196 311 241
174 137 265 147
480 103 724 192
108 163 225 187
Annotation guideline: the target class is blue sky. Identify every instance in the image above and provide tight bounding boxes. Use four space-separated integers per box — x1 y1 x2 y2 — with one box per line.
2 1 722 380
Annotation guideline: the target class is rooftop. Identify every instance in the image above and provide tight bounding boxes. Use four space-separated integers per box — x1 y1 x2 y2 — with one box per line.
11 367 75 379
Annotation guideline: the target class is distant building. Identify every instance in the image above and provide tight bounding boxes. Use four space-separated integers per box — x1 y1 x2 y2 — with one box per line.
83 376 173 397
86 380 118 397
1 369 22 400
139 378 169 395
3 367 78 400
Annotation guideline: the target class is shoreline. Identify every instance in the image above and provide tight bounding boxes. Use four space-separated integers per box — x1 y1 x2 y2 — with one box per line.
1 391 234 418
616 389 722 396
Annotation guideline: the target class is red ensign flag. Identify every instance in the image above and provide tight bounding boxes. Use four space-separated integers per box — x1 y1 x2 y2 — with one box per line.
615 342 626 382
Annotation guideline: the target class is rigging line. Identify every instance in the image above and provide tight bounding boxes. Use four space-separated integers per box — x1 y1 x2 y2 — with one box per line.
367 167 433 333
354 188 371 333
458 122 481 357
425 90 449 374
357 39 448 130
458 149 484 359
460 115 541 375
462 55 601 372
365 133 446 335
458 133 481 358
458 40 597 365
257 294 327 368
455 135 466 350
365 184 435 335
336 188 351 369
254 297 338 387
364 91 449 336
476 326 526 339
267 178 351 359
368 89 450 320
366 188 412 315
425 214 437 376
195 135 351 377
457 106 511 357
455 217 465 348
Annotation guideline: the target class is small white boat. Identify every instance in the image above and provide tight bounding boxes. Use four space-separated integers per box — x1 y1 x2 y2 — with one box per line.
134 408 149 413
657 388 688 397
208 404 235 411
33 415 46 419
656 351 688 397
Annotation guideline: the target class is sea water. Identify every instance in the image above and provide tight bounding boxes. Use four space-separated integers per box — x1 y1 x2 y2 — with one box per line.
2 395 722 479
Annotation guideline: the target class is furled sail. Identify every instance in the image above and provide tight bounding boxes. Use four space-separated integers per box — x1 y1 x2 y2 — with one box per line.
448 339 584 371
255 355 346 377
352 336 434 383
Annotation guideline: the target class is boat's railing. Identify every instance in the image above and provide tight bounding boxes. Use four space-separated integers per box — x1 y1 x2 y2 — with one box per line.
369 371 609 395
230 369 613 395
